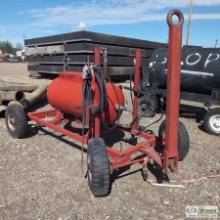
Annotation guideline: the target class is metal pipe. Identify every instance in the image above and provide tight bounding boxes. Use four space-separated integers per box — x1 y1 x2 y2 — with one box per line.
131 49 141 132
0 90 24 102
20 85 47 109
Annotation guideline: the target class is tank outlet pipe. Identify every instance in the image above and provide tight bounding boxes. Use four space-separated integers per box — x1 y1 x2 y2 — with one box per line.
20 85 47 109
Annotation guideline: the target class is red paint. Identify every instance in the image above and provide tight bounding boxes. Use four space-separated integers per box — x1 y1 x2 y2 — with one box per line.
163 10 184 170
28 110 89 144
47 72 125 125
131 49 141 132
29 47 163 171
27 8 185 183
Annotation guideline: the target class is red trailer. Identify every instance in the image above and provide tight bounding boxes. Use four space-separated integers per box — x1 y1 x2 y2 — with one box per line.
0 54 7 62
5 10 189 197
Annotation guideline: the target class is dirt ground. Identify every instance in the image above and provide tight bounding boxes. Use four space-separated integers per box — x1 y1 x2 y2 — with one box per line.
0 63 219 220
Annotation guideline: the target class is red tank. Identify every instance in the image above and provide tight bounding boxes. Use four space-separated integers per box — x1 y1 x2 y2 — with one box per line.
47 72 125 125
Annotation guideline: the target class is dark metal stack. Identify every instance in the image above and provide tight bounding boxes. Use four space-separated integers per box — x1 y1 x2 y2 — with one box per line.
25 31 166 79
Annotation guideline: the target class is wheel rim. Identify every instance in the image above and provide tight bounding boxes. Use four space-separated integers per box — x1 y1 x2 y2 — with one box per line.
87 155 92 182
209 115 220 133
7 114 16 131
141 103 148 113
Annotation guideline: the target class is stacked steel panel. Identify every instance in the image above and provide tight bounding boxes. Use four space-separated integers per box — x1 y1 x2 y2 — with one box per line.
25 31 166 79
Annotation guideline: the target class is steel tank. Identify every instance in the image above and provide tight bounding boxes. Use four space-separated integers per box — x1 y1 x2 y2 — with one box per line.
47 72 125 125
148 47 220 94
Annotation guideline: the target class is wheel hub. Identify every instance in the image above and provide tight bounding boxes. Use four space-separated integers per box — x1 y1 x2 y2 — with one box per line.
210 115 220 132
8 114 16 131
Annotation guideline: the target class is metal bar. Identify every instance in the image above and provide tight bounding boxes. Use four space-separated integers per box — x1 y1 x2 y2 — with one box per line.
27 54 150 66
94 47 101 138
25 31 166 49
106 144 143 162
164 10 184 170
28 111 89 144
139 146 162 167
25 38 93 47
64 42 154 57
106 142 162 169
131 49 141 132
102 48 109 81
111 158 145 169
27 109 58 118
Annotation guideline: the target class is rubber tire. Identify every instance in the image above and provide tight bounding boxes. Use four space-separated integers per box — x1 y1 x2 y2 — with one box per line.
5 104 27 139
138 95 158 117
203 108 220 136
158 120 190 161
87 138 110 197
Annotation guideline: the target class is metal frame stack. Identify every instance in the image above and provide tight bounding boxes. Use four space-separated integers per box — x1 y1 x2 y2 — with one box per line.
25 31 166 79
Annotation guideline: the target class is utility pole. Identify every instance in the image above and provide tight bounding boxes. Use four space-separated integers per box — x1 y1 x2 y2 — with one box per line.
186 0 193 46
215 39 218 48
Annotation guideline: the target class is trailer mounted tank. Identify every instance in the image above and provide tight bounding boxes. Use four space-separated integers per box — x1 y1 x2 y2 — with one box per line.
139 47 220 136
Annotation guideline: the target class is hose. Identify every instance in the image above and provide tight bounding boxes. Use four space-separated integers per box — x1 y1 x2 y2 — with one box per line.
81 65 109 175
81 67 92 175
142 112 164 131
91 66 107 114
94 66 123 130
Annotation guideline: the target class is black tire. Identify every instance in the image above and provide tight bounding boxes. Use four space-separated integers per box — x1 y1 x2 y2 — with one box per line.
5 104 27 138
158 120 190 161
87 138 110 197
203 108 220 136
138 95 158 117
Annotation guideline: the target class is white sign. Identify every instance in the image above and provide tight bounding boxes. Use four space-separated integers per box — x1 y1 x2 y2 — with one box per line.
186 206 219 218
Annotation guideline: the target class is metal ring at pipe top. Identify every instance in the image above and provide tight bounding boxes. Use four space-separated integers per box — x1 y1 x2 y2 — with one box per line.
167 9 184 27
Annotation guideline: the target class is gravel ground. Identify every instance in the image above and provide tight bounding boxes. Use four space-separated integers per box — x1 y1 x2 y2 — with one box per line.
0 63 220 220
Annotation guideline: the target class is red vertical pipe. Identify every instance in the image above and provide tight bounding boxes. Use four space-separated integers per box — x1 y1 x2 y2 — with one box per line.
94 47 101 66
131 49 141 132
163 10 184 170
94 48 101 138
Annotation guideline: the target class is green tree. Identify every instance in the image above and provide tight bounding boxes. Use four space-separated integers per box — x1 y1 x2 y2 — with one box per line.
0 41 14 54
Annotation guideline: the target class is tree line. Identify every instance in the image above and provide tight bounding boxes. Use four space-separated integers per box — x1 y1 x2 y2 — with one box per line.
0 41 23 54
